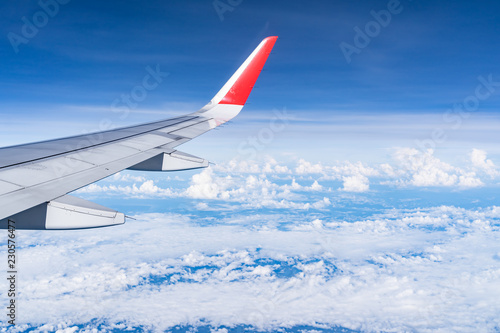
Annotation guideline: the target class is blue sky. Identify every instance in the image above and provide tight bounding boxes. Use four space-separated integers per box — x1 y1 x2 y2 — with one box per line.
1 0 500 162
1 1 500 332
2 0 500 115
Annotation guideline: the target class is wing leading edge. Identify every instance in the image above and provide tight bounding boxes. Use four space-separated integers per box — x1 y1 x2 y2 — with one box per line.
0 36 278 229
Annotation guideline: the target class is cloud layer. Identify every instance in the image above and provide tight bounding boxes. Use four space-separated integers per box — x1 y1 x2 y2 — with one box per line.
2 148 498 332
77 148 499 206
1 206 499 332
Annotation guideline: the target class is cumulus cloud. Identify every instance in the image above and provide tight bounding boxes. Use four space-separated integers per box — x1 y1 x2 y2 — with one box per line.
458 172 484 188
77 148 498 208
329 161 380 180
341 174 370 192
218 157 290 175
392 148 459 186
182 169 328 209
389 148 485 188
261 158 291 174
79 166 328 211
111 172 147 183
471 148 499 178
77 180 176 197
295 159 324 175
185 168 226 199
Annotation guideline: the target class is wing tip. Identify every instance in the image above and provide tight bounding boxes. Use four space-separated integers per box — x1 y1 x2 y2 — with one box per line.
217 36 278 106
199 36 278 115
265 36 279 41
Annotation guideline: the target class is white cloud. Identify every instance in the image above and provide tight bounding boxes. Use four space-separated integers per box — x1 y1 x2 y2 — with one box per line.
77 148 498 208
390 148 485 188
185 168 225 199
310 180 322 191
312 197 331 209
458 172 484 188
341 174 369 192
295 159 324 175
329 161 380 180
261 157 291 174
183 169 327 209
217 157 291 175
223 159 261 174
4 206 500 332
77 180 175 198
56 326 79 333
111 172 147 183
471 148 499 178
393 148 458 186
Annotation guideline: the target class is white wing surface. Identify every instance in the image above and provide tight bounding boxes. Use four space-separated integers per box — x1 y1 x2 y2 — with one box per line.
0 36 278 229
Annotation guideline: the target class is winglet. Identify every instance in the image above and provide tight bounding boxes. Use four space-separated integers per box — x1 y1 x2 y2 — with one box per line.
203 36 278 109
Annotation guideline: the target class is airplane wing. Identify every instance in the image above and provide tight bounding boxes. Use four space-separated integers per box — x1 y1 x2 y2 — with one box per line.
0 36 278 230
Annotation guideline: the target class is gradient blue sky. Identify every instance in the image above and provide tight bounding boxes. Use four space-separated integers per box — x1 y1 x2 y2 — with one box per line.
1 0 500 164
1 1 500 116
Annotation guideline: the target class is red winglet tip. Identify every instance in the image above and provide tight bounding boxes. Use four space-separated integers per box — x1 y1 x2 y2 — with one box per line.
219 36 278 106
